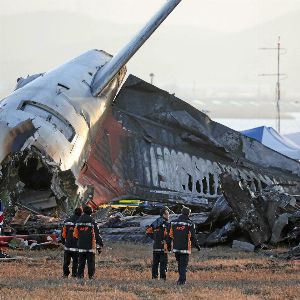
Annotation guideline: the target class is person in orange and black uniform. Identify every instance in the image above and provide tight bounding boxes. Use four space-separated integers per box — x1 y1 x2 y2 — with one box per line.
61 207 82 278
73 205 103 279
146 206 171 280
169 206 200 285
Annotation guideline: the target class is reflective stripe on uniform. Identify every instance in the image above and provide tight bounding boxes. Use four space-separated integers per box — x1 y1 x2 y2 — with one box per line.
76 223 93 227
64 222 75 226
64 247 78 252
173 249 191 254
153 248 165 252
171 222 191 226
78 248 95 253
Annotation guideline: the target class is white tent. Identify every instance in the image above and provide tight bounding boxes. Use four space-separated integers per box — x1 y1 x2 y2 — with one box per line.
284 132 300 148
241 126 300 160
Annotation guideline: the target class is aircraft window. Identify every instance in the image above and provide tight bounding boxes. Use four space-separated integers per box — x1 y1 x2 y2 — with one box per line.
188 174 193 192
196 180 201 193
202 177 208 195
209 173 215 195
19 101 75 141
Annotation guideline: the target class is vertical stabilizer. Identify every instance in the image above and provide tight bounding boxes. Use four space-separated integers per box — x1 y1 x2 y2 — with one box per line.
91 0 182 96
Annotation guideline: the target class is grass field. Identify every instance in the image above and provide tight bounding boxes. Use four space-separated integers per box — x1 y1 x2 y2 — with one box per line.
0 243 299 300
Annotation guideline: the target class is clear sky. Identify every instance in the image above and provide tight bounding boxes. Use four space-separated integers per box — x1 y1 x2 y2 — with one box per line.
2 0 300 32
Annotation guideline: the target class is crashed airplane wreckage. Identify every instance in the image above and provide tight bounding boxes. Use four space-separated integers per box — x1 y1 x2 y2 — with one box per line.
0 0 300 217
0 0 182 212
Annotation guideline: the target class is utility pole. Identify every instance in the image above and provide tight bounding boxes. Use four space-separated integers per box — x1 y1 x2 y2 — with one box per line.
276 37 281 133
149 73 155 85
259 37 286 133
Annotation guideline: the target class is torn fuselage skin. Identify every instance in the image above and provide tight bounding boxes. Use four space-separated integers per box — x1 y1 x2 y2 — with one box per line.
0 117 79 212
0 50 126 213
0 149 62 212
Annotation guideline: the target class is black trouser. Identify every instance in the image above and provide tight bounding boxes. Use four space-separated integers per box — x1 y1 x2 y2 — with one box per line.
77 252 95 278
63 250 79 277
175 253 189 283
152 252 168 279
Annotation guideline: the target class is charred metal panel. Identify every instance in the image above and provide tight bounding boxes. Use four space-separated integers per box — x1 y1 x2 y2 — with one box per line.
115 76 300 177
220 173 271 245
220 173 300 246
81 75 300 209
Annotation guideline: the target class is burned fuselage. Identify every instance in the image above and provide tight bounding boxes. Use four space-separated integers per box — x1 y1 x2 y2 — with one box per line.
1 70 300 213
80 75 300 210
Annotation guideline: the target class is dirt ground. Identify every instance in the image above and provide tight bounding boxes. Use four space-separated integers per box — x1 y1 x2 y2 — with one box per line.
0 243 299 300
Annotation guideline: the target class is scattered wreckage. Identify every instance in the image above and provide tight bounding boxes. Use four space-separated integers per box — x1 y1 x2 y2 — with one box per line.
0 210 61 251
1 177 299 260
219 174 300 254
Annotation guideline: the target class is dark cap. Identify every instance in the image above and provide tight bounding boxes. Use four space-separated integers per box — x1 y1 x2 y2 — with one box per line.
160 206 169 216
83 205 93 215
74 207 83 216
181 206 191 216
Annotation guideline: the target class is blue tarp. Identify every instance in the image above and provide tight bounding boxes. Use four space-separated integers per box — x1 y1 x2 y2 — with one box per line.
284 132 300 148
241 126 300 160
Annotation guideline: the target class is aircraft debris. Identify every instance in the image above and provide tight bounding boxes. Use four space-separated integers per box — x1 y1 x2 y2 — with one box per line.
97 212 208 243
286 244 300 260
204 221 238 247
0 232 59 251
220 173 300 247
232 240 255 252
71 74 300 213
202 196 233 228
220 173 271 245
5 208 60 235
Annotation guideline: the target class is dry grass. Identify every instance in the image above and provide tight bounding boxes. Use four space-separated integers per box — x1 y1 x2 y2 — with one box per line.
0 244 299 300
